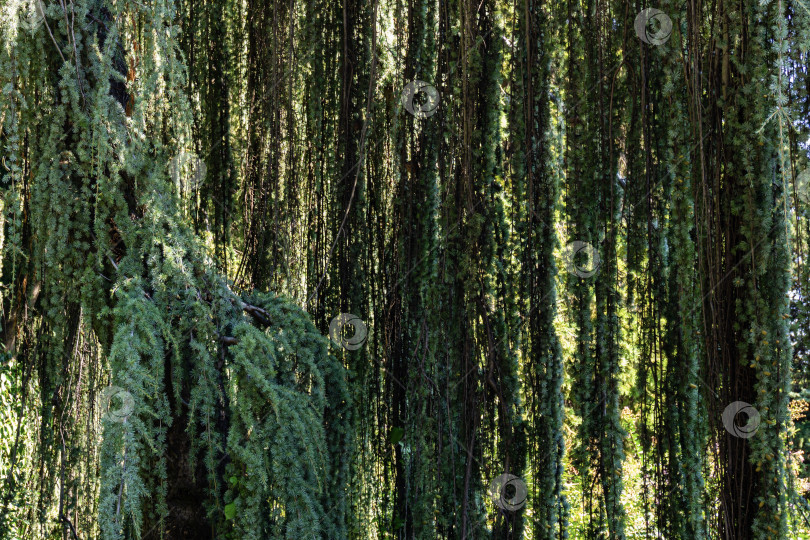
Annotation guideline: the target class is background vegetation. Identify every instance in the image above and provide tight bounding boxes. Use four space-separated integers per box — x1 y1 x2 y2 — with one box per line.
0 0 809 538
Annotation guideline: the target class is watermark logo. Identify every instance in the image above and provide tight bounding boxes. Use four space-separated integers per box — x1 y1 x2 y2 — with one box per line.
329 313 368 351
634 8 673 46
18 0 45 35
100 386 134 423
401 81 440 119
563 241 601 278
169 151 207 192
722 401 761 439
489 473 527 511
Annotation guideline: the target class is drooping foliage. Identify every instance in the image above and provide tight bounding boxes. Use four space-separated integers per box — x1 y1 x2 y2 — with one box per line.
1 0 810 538
0 1 351 538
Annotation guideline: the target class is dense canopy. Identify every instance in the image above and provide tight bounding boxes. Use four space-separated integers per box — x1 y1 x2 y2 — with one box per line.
0 0 809 538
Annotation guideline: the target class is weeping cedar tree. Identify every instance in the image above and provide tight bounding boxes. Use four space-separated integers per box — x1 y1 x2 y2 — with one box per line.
1 0 809 537
0 1 352 538
696 0 795 534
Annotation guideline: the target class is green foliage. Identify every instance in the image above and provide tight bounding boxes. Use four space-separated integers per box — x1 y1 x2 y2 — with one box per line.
0 0 808 538
0 1 353 538
221 293 350 539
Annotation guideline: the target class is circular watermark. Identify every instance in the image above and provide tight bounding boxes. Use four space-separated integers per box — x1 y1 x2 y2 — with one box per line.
634 8 673 46
563 241 601 278
18 0 46 35
722 401 761 439
489 473 527 511
401 81 440 119
329 313 368 351
100 385 134 423
169 151 207 192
